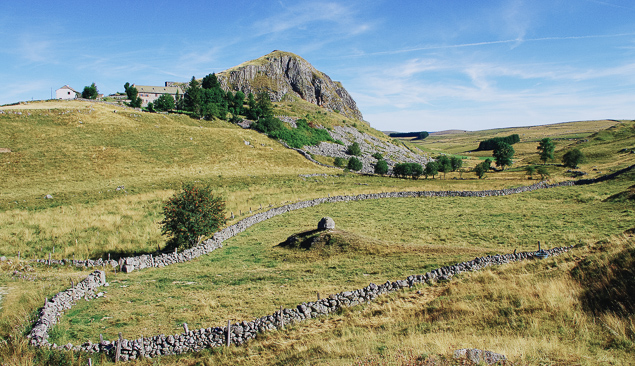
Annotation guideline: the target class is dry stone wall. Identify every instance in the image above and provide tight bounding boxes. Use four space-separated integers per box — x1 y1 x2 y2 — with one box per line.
33 163 634 273
28 247 573 361
26 164 634 361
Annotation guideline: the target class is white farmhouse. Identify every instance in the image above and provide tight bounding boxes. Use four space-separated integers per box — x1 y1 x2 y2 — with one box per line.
132 83 183 107
55 85 79 100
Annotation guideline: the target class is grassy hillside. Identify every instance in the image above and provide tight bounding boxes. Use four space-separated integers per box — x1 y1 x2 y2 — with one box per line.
0 101 633 365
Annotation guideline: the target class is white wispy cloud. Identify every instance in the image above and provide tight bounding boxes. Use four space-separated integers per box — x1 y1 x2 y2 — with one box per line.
253 1 373 38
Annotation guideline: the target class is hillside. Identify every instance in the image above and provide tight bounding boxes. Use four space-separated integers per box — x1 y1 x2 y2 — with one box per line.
217 50 363 121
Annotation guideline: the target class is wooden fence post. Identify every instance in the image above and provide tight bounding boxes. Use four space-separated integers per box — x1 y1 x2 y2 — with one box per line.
317 292 320 300
48 252 51 266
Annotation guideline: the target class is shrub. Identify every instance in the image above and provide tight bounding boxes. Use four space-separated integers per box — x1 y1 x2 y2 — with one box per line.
562 148 586 168
154 94 175 111
333 157 345 167
374 159 388 175
346 142 362 156
160 183 227 249
372 152 383 160
348 157 363 171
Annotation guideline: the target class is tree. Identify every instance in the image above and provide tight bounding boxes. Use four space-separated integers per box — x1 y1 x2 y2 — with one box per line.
410 163 423 179
437 155 452 178
232 91 245 116
256 91 274 119
153 94 175 111
537 138 555 164
417 131 429 140
333 157 346 168
202 73 220 89
246 93 259 119
393 163 412 178
347 142 362 156
124 83 143 108
425 161 439 179
348 157 363 171
474 162 488 179
493 142 514 170
525 165 536 179
82 83 98 99
160 183 227 249
536 166 550 180
184 76 203 118
562 148 585 168
450 156 463 172
374 159 388 175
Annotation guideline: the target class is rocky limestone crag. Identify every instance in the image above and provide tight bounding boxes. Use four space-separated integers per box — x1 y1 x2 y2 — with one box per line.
217 51 363 120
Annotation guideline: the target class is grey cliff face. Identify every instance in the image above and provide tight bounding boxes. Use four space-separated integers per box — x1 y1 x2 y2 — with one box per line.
217 52 363 120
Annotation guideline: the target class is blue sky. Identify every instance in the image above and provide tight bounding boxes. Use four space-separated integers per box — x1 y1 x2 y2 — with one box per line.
1 0 634 131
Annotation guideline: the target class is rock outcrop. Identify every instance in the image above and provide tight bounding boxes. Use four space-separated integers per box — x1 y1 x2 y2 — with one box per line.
217 50 363 120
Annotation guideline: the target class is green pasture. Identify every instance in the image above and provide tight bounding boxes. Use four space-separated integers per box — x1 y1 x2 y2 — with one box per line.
47 176 634 346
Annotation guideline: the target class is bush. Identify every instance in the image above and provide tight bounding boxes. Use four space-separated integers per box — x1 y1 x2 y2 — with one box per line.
346 142 362 156
160 183 227 249
393 162 423 179
333 157 345 167
348 157 363 171
374 159 388 175
372 152 383 160
562 148 586 168
154 94 175 111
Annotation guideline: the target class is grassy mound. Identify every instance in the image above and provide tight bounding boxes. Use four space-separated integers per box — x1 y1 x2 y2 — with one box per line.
279 229 384 257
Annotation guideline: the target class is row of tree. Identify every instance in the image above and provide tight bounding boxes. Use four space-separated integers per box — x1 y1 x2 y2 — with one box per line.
476 134 520 151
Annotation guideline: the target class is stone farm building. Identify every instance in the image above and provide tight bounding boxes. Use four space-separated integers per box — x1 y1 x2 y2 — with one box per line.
55 85 79 100
132 83 184 107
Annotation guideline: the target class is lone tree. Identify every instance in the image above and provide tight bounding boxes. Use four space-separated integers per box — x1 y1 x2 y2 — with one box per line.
493 142 514 170
537 138 555 164
562 148 585 168
347 156 363 171
160 183 227 249
82 83 98 99
374 159 388 175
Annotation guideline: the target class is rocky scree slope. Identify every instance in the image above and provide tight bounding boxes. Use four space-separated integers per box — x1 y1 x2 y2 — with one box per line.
302 125 429 174
217 50 363 120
